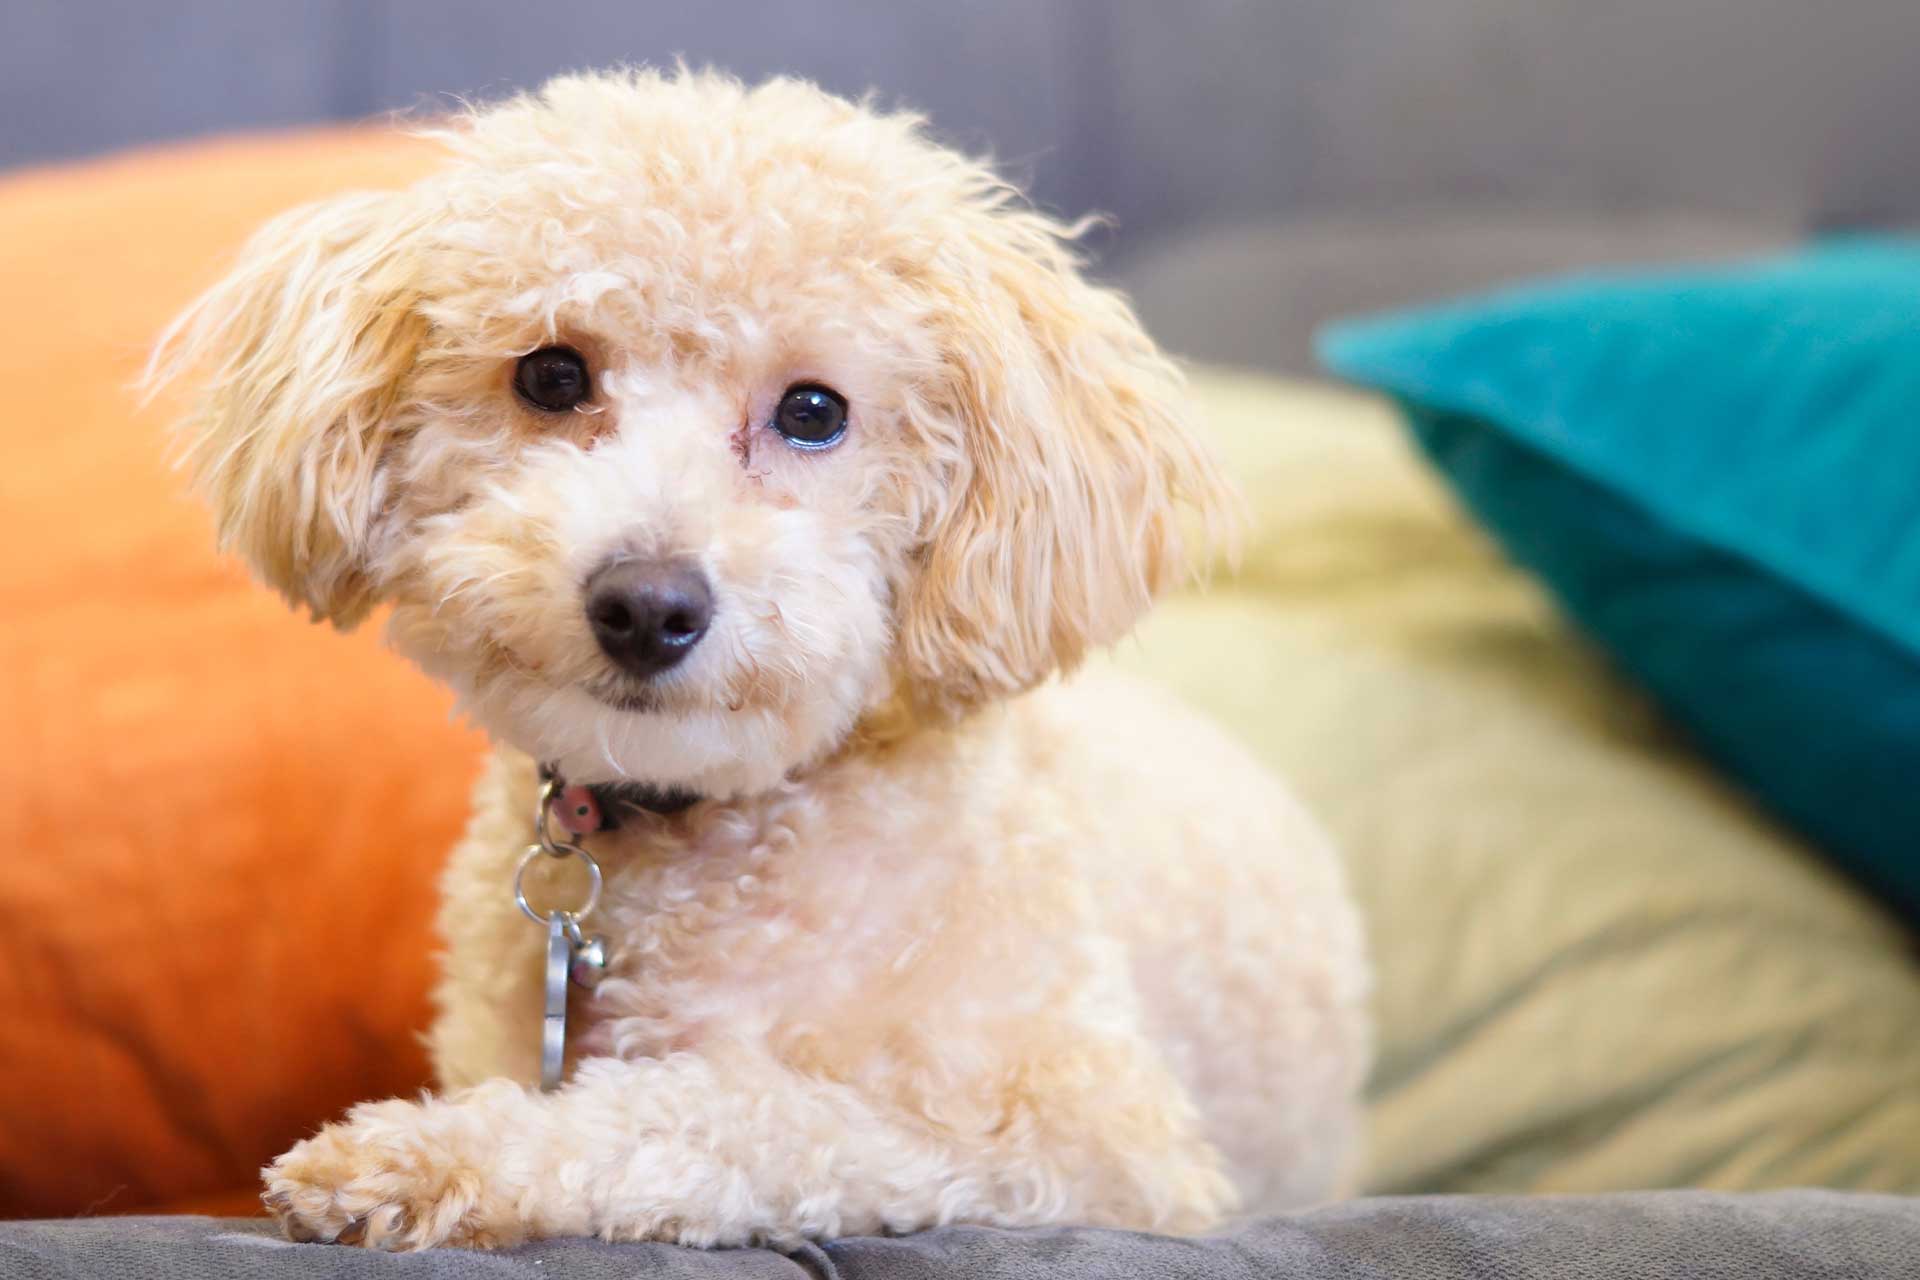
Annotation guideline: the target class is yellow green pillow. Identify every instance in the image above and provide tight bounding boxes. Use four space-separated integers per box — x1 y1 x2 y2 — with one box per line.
1113 369 1920 1194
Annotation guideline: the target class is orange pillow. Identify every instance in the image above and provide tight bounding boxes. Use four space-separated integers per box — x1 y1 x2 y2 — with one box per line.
0 130 485 1218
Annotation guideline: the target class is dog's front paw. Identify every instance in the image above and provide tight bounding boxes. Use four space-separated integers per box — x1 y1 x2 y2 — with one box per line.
263 1100 517 1251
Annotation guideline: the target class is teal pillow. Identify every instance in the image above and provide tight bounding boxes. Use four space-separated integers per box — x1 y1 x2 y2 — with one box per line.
1318 239 1920 926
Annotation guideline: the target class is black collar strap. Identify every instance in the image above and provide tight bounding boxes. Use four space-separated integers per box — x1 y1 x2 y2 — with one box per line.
539 763 701 829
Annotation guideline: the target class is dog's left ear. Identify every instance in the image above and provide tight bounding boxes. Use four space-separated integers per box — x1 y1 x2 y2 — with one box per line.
898 201 1235 716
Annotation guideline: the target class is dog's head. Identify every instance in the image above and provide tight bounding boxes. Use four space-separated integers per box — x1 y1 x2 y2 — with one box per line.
151 70 1230 798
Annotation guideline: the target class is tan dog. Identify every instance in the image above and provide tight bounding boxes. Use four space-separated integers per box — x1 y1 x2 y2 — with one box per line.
151 69 1368 1251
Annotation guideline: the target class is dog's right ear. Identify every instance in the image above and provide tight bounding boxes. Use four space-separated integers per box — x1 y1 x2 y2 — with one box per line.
146 190 431 626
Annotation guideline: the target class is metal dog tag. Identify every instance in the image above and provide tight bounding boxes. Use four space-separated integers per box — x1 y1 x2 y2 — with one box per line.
520 777 610 1093
541 912 570 1092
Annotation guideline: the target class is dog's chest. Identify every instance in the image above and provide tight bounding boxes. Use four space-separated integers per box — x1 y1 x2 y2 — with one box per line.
566 800 960 1060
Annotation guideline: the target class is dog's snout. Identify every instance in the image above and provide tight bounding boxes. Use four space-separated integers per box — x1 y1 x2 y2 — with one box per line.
584 559 713 678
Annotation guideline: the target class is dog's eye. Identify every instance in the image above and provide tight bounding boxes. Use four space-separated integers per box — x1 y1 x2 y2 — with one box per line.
772 384 848 450
514 347 591 412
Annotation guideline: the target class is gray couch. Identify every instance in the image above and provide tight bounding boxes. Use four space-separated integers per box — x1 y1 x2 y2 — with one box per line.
9 2 1920 242
7 1192 1920 1279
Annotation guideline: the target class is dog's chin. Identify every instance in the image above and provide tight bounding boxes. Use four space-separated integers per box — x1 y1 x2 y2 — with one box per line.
462 676 816 801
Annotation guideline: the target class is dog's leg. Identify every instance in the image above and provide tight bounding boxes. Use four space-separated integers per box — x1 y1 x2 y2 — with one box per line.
264 1041 1233 1250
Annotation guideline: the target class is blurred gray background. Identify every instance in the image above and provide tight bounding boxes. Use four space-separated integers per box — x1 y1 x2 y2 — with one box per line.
11 0 1917 371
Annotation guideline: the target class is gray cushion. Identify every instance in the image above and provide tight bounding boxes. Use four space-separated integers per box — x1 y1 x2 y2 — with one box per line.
5 1192 1917 1279
1114 211 1791 376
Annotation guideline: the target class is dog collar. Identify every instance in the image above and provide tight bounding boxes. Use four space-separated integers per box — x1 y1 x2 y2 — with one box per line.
538 764 700 833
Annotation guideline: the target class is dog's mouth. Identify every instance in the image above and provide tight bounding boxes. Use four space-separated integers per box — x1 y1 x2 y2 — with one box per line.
583 677 666 714
478 635 678 716
581 664 784 718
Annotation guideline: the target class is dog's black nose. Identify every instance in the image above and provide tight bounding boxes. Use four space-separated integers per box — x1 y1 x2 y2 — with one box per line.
584 559 713 679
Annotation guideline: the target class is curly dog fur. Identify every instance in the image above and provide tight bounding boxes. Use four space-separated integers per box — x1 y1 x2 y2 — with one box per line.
150 68 1370 1250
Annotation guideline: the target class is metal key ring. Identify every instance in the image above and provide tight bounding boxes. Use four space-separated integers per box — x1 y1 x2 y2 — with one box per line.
533 777 565 852
514 841 602 926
